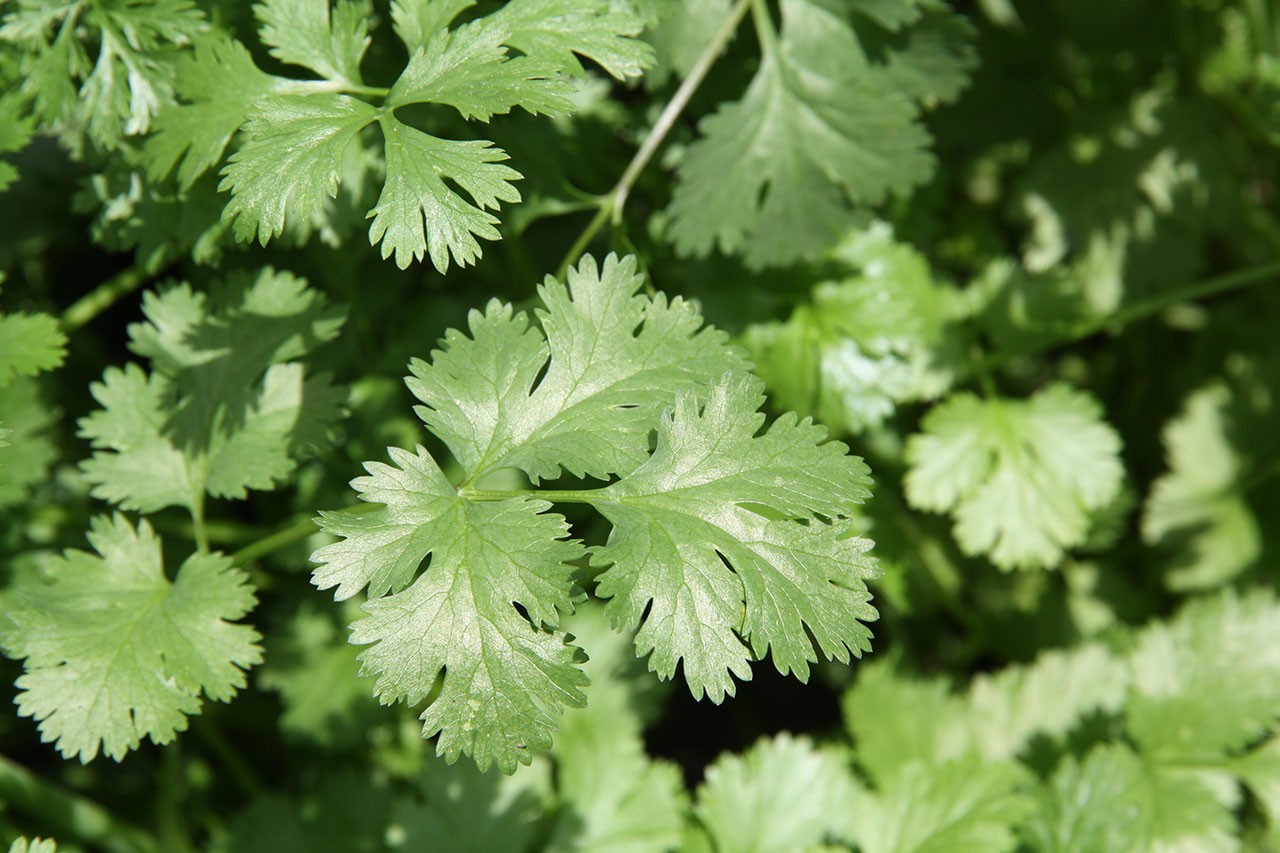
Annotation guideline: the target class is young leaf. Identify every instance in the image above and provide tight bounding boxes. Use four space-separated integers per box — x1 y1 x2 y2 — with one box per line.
3 515 261 761
592 373 879 702
904 385 1124 570
255 0 370 86
0 309 66 386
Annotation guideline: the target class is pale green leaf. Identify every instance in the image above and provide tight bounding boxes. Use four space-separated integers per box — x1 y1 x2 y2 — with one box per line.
8 839 58 853
0 376 59 507
905 385 1124 570
220 93 376 246
593 373 878 701
1142 381 1261 590
695 734 857 853
4 515 261 761
314 446 588 773
406 254 747 483
850 757 1032 853
1127 588 1280 762
368 117 522 271
255 0 370 85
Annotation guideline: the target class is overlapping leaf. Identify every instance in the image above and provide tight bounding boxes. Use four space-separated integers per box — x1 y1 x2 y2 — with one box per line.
79 268 345 513
3 515 261 761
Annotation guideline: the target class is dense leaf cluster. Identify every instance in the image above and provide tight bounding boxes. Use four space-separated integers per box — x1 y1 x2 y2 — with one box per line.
2 0 1280 850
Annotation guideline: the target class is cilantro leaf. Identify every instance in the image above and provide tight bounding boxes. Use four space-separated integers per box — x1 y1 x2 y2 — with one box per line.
0 0 207 151
1142 381 1262 589
219 94 377 247
369 119 522 271
145 35 279 191
312 254 876 770
3 515 261 761
255 0 370 85
79 268 345 513
667 0 940 268
406 254 747 483
9 839 58 853
492 0 653 80
314 446 589 773
0 377 59 508
0 309 67 385
394 754 545 852
743 224 962 433
849 757 1032 853
146 0 651 270
0 102 34 190
694 734 858 853
592 373 879 701
905 385 1124 570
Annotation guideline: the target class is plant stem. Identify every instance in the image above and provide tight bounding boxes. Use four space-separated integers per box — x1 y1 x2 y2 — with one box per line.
0 754 159 853
1102 258 1280 330
61 264 149 332
157 744 191 853
556 0 752 277
230 502 381 566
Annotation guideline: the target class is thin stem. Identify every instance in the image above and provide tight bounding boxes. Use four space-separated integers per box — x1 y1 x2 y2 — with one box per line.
230 502 382 566
1103 259 1280 330
190 493 209 554
556 0 752 277
61 265 149 332
156 745 191 853
0 754 159 853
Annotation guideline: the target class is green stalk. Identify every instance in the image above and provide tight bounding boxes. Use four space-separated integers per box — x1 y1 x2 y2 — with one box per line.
0 754 159 853
230 502 382 566
61 265 149 332
556 0 753 277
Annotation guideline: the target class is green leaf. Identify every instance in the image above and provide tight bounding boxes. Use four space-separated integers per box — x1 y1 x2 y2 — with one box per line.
492 0 653 80
391 0 476 52
387 19 575 120
145 34 279 190
0 310 66 386
3 515 261 761
79 268 345 513
1025 744 1238 852
904 385 1124 570
0 101 34 190
1142 381 1262 590
0 0 208 150
315 446 589 773
592 373 879 702
406 254 747 483
694 734 858 853
547 606 687 853
219 93 377 246
255 0 370 85
667 0 935 267
0 376 60 508
8 839 58 853
1127 588 1280 762
368 117 522 271
743 224 962 433
849 757 1032 853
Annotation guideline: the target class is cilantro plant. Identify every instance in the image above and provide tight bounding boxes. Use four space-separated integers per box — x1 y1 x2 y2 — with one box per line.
3 0 1280 851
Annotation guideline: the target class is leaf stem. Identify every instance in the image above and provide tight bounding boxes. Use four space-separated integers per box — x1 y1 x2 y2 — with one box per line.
192 717 265 800
230 502 382 566
556 0 752 278
0 754 159 853
1102 258 1280 330
61 264 149 332
458 486 602 505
